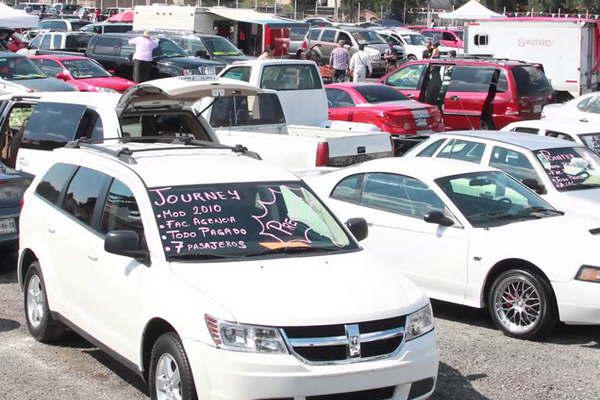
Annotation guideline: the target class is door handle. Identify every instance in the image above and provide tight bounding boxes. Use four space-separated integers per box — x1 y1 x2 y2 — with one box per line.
406 93 415 98
450 95 460 101
580 118 589 123
87 253 98 262
47 226 55 234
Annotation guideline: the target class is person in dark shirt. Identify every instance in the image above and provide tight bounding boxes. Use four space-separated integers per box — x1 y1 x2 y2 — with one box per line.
422 41 433 59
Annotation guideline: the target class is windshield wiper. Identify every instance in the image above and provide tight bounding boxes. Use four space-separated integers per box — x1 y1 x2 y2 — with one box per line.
169 253 231 261
243 246 335 258
516 207 564 216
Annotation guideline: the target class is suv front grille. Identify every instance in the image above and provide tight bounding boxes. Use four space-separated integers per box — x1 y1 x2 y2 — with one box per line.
281 316 405 364
306 386 395 400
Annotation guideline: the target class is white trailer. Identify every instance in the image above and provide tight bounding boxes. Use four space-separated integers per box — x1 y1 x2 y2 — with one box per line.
464 18 599 99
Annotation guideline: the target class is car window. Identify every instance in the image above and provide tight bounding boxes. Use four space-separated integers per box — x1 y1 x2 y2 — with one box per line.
221 66 251 82
260 64 322 90
120 111 210 140
100 179 144 239
65 34 91 50
29 35 42 49
353 85 408 103
448 66 497 93
437 139 486 164
62 166 109 227
35 163 77 204
31 59 63 76
546 130 574 142
577 96 593 111
578 133 600 156
331 174 363 202
512 127 539 134
386 64 425 89
308 29 321 40
321 29 336 42
209 94 285 127
21 103 87 151
326 88 355 108
442 32 455 41
290 26 309 41
40 34 51 49
490 146 541 184
417 139 446 157
584 96 600 114
512 66 552 96
52 34 61 48
361 173 445 219
154 39 186 58
93 37 121 55
337 31 352 45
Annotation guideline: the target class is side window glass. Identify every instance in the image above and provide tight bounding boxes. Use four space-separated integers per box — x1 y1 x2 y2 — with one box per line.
546 131 574 142
321 29 336 43
417 139 446 157
437 139 486 164
100 179 144 240
577 96 593 111
386 64 425 89
584 97 600 114
62 166 108 227
52 34 61 49
75 109 103 140
94 37 119 55
448 67 495 93
497 71 508 92
221 66 251 82
35 163 77 204
308 29 321 40
21 102 87 151
331 174 363 202
513 127 539 134
361 173 445 219
490 146 540 184
337 32 352 45
442 32 455 41
29 35 42 49
326 88 354 108
41 34 51 49
33 59 62 76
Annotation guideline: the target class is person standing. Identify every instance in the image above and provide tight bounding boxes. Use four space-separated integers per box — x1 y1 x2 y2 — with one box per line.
258 45 274 59
349 44 372 83
383 40 399 73
422 41 433 59
431 42 441 59
128 31 158 83
329 40 350 82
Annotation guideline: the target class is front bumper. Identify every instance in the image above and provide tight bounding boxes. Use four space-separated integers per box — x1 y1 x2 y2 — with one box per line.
183 330 439 400
553 280 600 325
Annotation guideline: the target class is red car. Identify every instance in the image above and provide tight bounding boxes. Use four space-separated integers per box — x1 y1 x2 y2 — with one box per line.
326 83 444 136
29 55 135 93
419 28 464 49
379 58 555 130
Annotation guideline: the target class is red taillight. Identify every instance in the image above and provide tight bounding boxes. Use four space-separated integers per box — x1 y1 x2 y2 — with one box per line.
315 142 329 167
301 40 308 49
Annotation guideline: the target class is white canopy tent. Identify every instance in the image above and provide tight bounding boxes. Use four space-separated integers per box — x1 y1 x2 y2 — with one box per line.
0 3 39 29
438 0 503 20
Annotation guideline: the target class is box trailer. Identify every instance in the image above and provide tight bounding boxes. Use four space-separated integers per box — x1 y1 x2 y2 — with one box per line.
465 18 600 99
133 5 308 58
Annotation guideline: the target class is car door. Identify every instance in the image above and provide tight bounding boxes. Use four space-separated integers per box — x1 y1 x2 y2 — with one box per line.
84 177 147 361
326 172 469 304
325 88 356 121
383 62 426 100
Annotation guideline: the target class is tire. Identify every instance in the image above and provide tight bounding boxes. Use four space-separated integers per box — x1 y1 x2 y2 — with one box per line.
149 332 198 400
479 117 495 130
24 262 65 342
407 54 417 60
488 269 557 339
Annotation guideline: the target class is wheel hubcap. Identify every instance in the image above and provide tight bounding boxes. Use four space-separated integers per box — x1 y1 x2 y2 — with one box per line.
494 277 541 334
155 354 182 400
26 275 44 328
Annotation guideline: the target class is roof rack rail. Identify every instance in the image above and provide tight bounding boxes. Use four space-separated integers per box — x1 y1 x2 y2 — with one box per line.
64 136 262 164
457 54 529 64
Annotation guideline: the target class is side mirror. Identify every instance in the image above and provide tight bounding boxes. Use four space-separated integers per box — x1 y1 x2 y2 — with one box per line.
107 69 115 74
423 210 454 227
195 50 209 59
345 217 368 241
55 72 68 81
104 230 149 262
522 178 547 195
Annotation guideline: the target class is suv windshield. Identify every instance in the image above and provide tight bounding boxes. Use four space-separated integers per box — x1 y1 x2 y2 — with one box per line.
0 57 46 80
62 59 110 78
512 66 552 96
352 30 386 45
201 36 241 56
149 182 356 260
534 147 600 191
437 171 560 228
354 85 408 103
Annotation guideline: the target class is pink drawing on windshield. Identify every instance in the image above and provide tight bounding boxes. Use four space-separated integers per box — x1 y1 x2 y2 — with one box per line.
252 186 313 245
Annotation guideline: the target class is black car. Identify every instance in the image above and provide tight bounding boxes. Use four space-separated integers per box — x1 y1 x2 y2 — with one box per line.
0 162 31 256
81 23 132 34
85 33 226 80
149 31 253 64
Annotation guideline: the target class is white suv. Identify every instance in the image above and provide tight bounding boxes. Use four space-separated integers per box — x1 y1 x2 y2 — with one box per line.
18 140 439 400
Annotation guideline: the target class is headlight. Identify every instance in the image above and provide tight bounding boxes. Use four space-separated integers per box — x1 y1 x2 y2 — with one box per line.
405 303 434 341
205 315 288 354
95 87 117 93
576 266 600 283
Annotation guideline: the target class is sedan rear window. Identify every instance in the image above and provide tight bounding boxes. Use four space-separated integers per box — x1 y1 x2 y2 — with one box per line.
512 66 552 96
354 85 408 103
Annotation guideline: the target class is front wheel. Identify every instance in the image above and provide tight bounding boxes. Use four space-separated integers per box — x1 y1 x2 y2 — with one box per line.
24 262 65 342
149 332 198 400
488 269 557 339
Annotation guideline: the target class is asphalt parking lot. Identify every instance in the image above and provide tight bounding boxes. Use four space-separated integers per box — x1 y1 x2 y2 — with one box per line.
1 252 599 400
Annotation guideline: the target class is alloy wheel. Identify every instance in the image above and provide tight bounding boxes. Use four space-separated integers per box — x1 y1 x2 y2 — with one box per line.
26 274 45 329
155 353 182 400
493 276 542 335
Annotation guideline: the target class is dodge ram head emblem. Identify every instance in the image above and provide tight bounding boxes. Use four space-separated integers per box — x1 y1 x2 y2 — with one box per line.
345 324 361 358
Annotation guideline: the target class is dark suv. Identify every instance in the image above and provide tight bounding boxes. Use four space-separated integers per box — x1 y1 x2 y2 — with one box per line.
379 57 555 130
85 33 226 80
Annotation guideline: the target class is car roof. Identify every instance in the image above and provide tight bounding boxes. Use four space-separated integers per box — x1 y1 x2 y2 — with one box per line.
31 54 87 61
346 156 496 181
54 142 299 187
34 91 120 108
230 59 317 67
0 52 22 58
505 119 600 134
436 130 584 150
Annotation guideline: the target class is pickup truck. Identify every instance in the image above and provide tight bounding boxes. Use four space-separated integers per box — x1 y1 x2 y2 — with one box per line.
219 59 378 131
197 82 393 171
17 31 94 56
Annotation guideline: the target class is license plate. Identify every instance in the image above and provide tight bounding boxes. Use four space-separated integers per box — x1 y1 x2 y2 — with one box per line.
416 118 428 127
0 218 16 235
534 104 542 113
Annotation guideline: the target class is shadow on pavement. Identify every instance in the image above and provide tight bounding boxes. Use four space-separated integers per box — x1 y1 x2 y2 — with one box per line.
432 362 490 400
431 300 494 331
0 318 20 333
0 251 18 283
83 348 148 396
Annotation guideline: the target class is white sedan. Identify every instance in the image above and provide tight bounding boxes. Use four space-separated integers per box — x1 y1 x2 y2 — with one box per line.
542 91 600 123
308 157 600 339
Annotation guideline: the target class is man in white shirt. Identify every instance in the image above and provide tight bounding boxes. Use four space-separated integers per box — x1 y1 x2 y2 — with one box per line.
349 44 372 83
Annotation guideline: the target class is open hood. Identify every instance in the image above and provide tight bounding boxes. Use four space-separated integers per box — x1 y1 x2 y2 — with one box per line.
116 76 267 117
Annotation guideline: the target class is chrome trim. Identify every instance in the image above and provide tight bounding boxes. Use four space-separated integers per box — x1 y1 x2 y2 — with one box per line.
360 327 404 343
287 335 347 347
